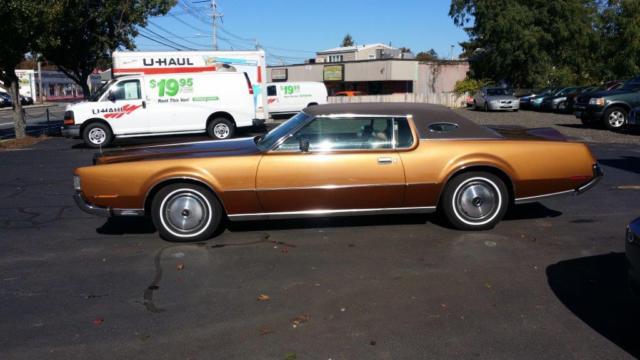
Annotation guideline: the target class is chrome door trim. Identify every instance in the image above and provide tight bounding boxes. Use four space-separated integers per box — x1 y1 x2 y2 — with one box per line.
252 183 406 192
227 206 436 221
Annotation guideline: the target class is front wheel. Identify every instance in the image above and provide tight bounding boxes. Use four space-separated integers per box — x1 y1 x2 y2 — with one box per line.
151 183 223 242
441 172 509 230
207 118 235 140
82 122 112 148
604 107 627 130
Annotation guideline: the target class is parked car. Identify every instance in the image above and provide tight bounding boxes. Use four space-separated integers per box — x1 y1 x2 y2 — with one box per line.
574 76 640 130
61 71 260 148
473 87 519 111
0 92 12 108
20 95 34 106
627 106 640 131
334 91 366 97
565 86 600 114
520 88 559 110
541 87 581 112
267 82 327 115
72 103 602 242
626 218 640 291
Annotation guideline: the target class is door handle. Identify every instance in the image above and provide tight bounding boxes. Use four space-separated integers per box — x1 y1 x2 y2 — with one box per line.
377 156 394 164
142 101 146 109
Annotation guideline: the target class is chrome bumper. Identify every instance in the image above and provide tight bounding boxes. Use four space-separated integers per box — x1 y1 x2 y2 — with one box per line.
61 125 81 138
73 193 145 217
576 163 604 194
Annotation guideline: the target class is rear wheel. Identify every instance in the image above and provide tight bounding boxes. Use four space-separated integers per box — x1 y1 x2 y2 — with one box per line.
151 183 222 242
604 107 627 130
441 172 508 230
82 122 112 148
207 117 235 140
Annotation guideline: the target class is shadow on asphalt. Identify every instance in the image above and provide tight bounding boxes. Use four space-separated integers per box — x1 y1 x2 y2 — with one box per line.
598 157 640 175
97 217 155 235
547 253 640 358
94 203 562 236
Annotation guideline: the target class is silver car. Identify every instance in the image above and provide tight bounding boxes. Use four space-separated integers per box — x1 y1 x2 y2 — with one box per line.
473 87 520 112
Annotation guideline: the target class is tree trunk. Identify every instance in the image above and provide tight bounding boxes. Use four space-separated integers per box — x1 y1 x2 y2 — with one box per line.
6 70 26 139
80 79 91 100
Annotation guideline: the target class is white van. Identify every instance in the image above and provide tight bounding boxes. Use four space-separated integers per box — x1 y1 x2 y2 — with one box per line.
62 72 260 148
267 82 327 115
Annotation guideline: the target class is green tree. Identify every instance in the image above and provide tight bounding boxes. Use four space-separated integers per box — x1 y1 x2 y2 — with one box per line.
40 0 176 98
449 0 600 88
598 0 640 80
416 49 439 61
0 1 43 139
341 34 354 47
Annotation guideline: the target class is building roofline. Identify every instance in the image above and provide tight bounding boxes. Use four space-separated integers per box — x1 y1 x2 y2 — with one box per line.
267 58 469 68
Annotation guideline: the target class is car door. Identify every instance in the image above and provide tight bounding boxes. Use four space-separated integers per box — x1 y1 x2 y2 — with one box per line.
103 79 148 134
255 116 406 213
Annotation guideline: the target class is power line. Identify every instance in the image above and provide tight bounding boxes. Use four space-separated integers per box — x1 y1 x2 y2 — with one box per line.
139 27 195 50
148 21 211 49
136 33 183 51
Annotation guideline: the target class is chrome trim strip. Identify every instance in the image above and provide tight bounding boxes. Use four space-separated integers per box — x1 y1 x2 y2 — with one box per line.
256 183 406 192
514 189 575 204
112 208 145 216
227 206 436 221
73 193 145 217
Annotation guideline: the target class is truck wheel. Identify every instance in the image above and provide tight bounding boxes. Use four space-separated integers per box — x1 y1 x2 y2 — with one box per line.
441 172 508 231
207 118 235 140
82 122 112 148
151 183 222 242
604 107 627 130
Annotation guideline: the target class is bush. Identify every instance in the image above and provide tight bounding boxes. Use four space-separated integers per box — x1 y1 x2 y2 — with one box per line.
453 78 490 96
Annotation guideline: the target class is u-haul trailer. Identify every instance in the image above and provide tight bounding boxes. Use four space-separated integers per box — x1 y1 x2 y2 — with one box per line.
112 50 269 119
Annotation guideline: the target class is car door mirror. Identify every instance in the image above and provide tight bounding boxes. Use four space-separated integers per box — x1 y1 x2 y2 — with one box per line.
299 137 310 152
107 91 116 102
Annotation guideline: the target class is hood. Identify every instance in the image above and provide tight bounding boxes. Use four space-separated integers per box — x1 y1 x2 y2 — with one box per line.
94 137 261 165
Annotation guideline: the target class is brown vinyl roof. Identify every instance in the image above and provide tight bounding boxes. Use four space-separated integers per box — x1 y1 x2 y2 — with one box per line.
303 103 501 139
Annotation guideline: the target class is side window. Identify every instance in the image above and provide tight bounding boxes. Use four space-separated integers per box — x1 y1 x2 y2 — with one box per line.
276 117 394 151
267 85 277 96
394 117 414 148
110 80 141 101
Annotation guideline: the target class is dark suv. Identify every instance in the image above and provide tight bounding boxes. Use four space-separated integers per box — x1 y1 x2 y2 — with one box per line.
574 77 640 130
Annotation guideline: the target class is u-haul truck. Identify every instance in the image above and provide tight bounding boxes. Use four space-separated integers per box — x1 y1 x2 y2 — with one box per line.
112 50 268 119
61 51 268 148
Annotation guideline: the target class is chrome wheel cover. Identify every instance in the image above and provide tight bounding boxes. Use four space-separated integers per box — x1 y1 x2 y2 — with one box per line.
452 177 501 225
213 123 230 139
608 111 625 128
88 128 106 145
160 189 211 237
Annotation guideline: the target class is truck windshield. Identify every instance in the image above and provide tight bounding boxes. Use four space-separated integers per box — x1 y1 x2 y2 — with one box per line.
256 112 310 151
88 80 116 102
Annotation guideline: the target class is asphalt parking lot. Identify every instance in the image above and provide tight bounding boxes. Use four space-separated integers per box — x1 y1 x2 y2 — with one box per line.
1 111 639 359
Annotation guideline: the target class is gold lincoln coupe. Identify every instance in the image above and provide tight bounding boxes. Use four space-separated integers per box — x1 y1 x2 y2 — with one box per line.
73 103 602 242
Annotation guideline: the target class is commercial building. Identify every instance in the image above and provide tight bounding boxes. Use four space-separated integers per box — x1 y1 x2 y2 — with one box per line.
268 44 469 105
6 70 102 102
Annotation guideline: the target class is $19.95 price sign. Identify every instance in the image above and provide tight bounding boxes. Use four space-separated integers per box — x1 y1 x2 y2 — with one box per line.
149 78 193 97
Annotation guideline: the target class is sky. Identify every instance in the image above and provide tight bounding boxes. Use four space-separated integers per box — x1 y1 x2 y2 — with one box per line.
135 0 469 65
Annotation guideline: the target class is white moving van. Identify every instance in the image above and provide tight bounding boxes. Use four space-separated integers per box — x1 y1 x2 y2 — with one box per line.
267 82 327 115
62 72 259 147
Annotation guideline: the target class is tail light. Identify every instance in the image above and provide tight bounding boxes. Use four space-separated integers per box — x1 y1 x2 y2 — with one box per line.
63 110 75 125
243 73 254 95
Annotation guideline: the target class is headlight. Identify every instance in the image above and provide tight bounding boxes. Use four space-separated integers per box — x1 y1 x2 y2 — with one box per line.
73 175 81 191
589 98 606 106
532 98 543 104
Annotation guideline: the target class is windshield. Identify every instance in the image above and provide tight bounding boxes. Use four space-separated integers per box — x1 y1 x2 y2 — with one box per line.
486 88 512 96
256 112 311 150
621 79 640 91
89 80 115 102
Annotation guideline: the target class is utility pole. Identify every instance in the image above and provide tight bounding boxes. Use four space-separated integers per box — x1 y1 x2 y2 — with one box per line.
211 0 223 50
